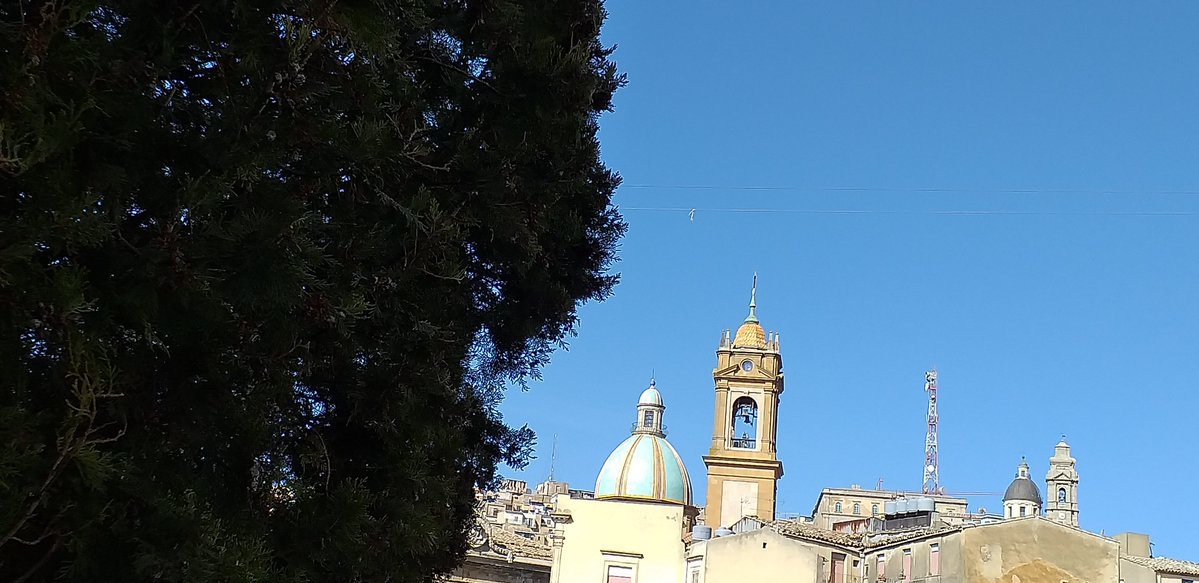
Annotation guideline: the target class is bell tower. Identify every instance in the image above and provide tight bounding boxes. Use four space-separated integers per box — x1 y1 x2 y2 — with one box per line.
1045 436 1080 527
702 276 784 527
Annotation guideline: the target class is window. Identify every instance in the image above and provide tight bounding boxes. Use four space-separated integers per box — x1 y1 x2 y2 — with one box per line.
835 501 843 513
1020 506 1026 517
877 553 886 578
643 410 655 427
607 565 634 583
1058 488 1067 503
929 543 940 576
872 504 880 516
853 502 861 515
901 549 912 580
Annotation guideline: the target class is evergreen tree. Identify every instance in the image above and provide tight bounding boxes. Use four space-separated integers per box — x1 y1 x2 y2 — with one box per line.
0 1 624 580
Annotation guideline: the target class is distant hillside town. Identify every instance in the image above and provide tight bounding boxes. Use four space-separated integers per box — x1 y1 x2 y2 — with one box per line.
445 283 1197 583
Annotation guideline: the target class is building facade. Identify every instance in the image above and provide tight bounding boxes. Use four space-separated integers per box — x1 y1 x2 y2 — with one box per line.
811 486 969 530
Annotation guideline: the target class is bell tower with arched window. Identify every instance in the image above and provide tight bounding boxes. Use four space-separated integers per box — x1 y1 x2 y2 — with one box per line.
702 276 784 527
1045 436 1080 527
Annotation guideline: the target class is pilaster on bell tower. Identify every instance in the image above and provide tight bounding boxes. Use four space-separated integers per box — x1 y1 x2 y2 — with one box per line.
703 275 784 528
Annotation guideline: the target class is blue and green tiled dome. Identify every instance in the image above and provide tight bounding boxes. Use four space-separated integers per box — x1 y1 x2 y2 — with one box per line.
594 380 693 505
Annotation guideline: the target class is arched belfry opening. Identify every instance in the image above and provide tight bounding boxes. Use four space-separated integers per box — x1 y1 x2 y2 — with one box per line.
730 396 758 449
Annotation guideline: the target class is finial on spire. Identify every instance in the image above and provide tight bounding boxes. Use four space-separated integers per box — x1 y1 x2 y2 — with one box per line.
650 370 656 388
745 273 759 324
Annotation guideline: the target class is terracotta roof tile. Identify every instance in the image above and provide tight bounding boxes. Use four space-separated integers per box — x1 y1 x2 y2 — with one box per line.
767 519 961 551
1124 555 1199 577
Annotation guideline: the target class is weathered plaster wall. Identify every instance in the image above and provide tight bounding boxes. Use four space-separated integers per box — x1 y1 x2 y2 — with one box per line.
445 555 550 583
961 519 1118 583
702 529 819 583
1118 558 1157 583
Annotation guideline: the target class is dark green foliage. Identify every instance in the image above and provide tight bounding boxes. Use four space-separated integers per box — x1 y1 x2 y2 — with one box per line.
0 0 625 580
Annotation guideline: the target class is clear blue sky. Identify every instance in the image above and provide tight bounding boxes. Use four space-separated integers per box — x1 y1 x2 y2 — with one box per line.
501 2 1199 559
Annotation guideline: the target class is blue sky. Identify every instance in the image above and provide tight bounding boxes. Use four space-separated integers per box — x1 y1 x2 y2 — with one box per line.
500 2 1199 558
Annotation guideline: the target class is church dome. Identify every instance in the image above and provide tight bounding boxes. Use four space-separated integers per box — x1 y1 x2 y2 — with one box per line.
594 433 692 505
733 321 767 349
1003 478 1042 504
1003 458 1043 505
594 381 692 505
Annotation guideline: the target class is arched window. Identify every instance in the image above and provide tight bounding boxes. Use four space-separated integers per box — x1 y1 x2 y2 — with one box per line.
730 396 758 449
834 501 843 513
853 502 861 515
872 503 880 516
1058 487 1067 503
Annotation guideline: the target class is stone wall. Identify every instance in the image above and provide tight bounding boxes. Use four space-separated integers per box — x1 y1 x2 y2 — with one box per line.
444 554 550 583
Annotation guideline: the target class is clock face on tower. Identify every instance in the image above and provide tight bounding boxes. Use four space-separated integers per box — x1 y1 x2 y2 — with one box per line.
741 359 754 372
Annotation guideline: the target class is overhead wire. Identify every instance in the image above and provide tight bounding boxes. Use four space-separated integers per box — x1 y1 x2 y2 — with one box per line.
620 184 1199 196
618 184 1199 217
620 207 1199 216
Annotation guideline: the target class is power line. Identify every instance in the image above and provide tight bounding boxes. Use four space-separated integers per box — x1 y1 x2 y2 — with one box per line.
621 184 1199 196
621 206 1199 217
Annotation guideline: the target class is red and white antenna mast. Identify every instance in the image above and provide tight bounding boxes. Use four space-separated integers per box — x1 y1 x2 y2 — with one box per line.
922 369 940 495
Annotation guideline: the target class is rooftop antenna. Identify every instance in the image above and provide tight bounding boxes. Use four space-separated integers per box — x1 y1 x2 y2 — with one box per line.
548 433 558 483
922 369 940 495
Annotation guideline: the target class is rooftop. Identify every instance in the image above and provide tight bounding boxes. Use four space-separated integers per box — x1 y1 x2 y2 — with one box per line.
818 487 969 503
1123 555 1199 577
486 527 553 560
760 518 962 551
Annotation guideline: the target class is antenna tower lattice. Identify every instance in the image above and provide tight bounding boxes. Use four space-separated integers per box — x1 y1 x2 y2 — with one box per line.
922 370 940 495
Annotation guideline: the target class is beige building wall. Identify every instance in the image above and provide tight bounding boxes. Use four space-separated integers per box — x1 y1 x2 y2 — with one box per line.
1118 558 1157 583
1158 574 1193 583
866 532 961 583
1113 533 1151 558
697 529 820 583
960 518 1118 583
550 497 688 583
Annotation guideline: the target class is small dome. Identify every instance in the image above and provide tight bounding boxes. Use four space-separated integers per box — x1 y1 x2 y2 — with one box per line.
638 386 663 406
595 433 692 505
733 321 767 349
1003 477 1043 505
